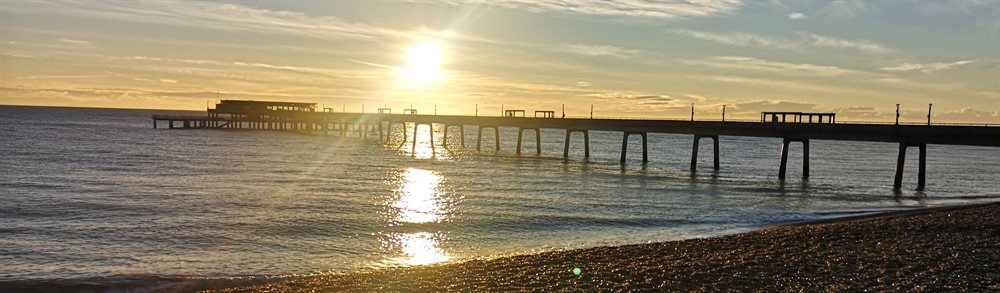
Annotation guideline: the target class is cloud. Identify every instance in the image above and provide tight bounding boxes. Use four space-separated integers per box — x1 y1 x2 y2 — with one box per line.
800 33 892 54
670 29 797 50
430 0 744 19
575 81 591 87
731 99 818 112
671 29 893 54
816 0 869 19
581 92 678 107
933 107 1000 123
158 79 178 84
556 43 639 59
880 60 978 73
684 94 708 101
57 38 92 45
680 56 860 76
787 12 806 20
830 106 887 119
3 0 444 43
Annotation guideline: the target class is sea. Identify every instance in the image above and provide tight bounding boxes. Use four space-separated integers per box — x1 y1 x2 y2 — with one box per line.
1 105 998 291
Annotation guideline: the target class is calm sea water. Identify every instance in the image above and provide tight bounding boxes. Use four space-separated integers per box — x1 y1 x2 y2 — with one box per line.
2 106 998 289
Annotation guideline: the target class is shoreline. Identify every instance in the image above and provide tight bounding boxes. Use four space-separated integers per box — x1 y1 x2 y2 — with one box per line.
2 202 995 292
206 202 998 292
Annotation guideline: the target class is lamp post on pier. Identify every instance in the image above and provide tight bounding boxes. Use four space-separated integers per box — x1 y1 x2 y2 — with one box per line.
722 105 727 122
690 103 695 121
927 103 933 125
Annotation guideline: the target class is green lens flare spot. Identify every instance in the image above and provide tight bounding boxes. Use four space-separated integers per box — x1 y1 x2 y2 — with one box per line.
572 267 581 276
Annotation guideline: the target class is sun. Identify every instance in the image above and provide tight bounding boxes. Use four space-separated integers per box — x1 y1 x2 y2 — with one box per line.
400 42 444 85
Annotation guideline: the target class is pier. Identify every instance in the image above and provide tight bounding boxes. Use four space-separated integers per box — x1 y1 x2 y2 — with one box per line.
154 100 1000 191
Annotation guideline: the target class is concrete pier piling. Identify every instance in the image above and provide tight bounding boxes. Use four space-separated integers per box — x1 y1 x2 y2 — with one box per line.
477 126 501 152
411 123 434 154
691 134 720 170
894 143 927 191
516 128 541 155
563 130 590 158
778 138 809 180
443 125 466 148
621 132 648 163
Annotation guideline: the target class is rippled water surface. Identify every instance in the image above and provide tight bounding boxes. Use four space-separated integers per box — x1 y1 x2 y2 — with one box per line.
1 106 998 287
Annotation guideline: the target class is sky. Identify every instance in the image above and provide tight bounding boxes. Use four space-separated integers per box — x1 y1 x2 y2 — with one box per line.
1 0 998 122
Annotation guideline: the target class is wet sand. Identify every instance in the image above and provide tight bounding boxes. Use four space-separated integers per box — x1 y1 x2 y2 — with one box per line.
212 202 999 292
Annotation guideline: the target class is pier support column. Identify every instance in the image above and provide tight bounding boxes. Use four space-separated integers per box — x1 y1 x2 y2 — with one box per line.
443 125 450 148
620 132 648 163
690 135 721 170
516 128 541 155
399 122 407 144
563 130 590 159
442 125 466 148
379 121 385 142
894 143 927 191
460 126 465 148
778 138 809 180
563 130 570 158
411 123 418 152
477 126 500 152
411 123 434 154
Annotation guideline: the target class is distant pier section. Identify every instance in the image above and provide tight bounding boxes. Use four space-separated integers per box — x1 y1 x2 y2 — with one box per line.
154 100 1000 191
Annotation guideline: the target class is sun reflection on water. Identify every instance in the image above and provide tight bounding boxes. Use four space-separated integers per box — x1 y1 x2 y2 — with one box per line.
379 168 454 266
406 124 443 160
394 168 445 224
392 232 448 265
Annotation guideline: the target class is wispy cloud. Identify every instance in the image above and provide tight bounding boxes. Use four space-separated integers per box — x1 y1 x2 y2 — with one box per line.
57 38 92 45
731 99 817 112
3 0 441 43
800 33 892 54
670 29 797 50
881 60 978 73
787 12 806 20
430 0 744 19
816 0 870 19
556 43 639 59
681 56 860 76
670 29 893 54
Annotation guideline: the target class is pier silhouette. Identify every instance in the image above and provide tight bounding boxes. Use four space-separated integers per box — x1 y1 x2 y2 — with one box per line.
153 100 1000 191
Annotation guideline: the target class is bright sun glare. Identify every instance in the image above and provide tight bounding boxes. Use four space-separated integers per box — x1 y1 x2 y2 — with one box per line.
400 42 444 85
